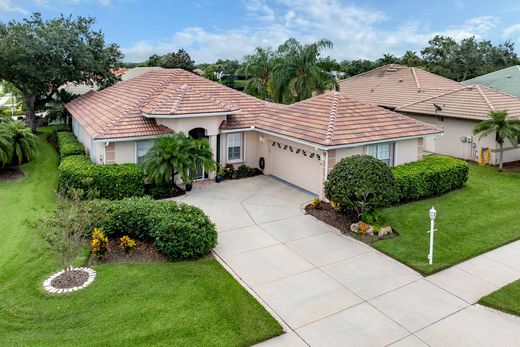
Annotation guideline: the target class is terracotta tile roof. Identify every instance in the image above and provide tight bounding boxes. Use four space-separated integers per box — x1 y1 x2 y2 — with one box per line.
142 83 240 115
66 67 441 145
66 68 264 140
250 92 442 146
340 64 462 109
396 85 520 120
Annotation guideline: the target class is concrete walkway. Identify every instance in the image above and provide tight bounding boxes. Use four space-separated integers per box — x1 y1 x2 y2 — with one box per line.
175 176 520 347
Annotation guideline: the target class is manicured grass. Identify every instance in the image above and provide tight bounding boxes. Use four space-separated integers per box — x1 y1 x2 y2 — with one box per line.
0 129 282 346
375 163 520 275
480 280 520 317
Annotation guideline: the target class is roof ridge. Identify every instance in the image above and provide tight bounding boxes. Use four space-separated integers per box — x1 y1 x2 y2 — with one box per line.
324 92 340 146
344 64 405 80
411 67 421 89
395 86 468 111
475 85 495 111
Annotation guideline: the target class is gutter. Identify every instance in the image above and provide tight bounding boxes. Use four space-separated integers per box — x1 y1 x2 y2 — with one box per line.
143 110 240 119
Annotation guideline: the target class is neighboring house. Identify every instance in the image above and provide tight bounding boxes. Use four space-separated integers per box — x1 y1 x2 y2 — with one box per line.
463 65 520 97
66 68 441 197
340 64 520 164
61 67 163 95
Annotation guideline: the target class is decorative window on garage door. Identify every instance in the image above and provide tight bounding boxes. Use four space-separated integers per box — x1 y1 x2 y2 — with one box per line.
271 141 321 161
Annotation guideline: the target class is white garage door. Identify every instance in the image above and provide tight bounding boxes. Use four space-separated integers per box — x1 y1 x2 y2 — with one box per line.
268 140 322 195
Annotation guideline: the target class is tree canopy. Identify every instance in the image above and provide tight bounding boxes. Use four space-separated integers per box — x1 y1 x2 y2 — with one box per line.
142 49 195 71
0 13 122 131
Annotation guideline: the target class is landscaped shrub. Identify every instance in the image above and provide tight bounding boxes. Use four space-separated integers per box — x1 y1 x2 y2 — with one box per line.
56 131 84 159
85 197 217 260
392 155 469 202
324 155 398 215
58 155 145 200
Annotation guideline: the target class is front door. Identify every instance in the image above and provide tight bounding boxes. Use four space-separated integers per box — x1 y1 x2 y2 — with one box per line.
188 128 209 180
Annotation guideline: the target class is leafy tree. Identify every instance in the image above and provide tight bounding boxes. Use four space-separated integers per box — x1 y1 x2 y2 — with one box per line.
340 59 376 77
376 53 400 66
473 110 520 171
3 120 38 164
0 13 122 132
317 56 341 72
400 51 424 67
160 49 195 71
44 90 78 124
241 47 276 100
271 38 338 104
143 133 216 191
141 54 163 67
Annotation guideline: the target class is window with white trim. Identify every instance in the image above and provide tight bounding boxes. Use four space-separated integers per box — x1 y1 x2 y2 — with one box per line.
367 143 392 166
227 133 242 161
136 139 154 164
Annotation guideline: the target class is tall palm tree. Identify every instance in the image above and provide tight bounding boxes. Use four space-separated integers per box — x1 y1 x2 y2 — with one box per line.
271 38 338 104
242 47 276 100
143 133 216 190
45 90 78 124
473 110 520 171
3 121 38 165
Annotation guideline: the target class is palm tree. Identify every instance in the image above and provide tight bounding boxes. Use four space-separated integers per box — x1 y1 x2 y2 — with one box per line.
143 133 216 190
45 90 78 124
242 47 276 100
473 110 520 171
271 38 338 104
0 127 13 167
3 121 38 165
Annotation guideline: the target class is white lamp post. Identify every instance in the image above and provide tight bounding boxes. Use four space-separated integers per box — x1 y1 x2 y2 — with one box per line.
428 207 437 265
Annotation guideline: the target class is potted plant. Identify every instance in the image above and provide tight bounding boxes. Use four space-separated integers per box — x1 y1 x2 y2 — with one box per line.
215 165 224 183
184 177 193 191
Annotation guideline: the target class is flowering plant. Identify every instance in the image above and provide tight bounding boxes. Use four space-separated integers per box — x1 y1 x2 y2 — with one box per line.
119 235 136 254
91 228 109 258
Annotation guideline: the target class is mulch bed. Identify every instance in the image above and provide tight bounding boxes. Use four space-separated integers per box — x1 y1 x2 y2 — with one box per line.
0 166 24 180
503 161 520 172
51 269 89 289
89 239 167 265
305 201 397 245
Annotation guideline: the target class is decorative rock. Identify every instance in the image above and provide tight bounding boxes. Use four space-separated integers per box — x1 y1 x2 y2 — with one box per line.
366 227 374 236
350 223 359 233
379 226 393 237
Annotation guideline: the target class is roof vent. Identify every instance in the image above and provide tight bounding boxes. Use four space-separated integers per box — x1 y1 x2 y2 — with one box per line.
398 78 403 82
507 75 512 78
370 88 374 92
386 68 398 72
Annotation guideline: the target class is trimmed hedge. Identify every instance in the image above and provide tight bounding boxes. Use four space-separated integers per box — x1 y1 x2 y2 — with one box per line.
85 197 217 260
56 131 84 159
325 155 398 215
59 155 145 200
392 155 469 202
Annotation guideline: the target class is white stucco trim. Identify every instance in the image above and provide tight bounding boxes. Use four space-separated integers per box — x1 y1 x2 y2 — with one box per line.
143 110 240 119
93 135 162 143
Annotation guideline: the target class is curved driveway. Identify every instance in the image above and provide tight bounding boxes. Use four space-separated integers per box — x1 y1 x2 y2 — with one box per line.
176 175 520 347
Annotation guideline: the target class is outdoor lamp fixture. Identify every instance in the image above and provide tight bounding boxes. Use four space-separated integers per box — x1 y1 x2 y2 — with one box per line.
428 207 437 265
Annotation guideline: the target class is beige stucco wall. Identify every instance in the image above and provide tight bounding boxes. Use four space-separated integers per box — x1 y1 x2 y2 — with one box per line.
394 138 420 165
404 113 520 164
114 141 137 164
156 116 226 136
72 118 104 164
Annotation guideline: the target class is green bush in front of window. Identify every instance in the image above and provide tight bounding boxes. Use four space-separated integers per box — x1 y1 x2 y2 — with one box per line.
56 131 84 160
85 197 217 260
58 155 145 200
391 155 469 202
324 155 399 216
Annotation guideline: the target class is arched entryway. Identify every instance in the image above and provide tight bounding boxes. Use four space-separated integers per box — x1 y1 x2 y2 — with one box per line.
188 127 209 180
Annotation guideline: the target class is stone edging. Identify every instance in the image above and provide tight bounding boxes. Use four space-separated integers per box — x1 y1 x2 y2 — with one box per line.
43 267 96 294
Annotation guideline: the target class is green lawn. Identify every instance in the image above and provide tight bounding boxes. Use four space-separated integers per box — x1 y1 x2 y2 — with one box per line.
0 129 282 346
480 280 520 317
375 163 520 275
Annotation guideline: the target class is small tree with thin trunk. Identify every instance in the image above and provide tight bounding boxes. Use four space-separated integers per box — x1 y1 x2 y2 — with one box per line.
37 190 104 280
0 13 122 132
473 110 520 171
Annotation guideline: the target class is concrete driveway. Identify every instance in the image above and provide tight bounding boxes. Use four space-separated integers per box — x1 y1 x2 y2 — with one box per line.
175 176 520 347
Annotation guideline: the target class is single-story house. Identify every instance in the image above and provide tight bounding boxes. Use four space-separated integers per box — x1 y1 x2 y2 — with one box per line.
340 64 520 164
463 65 520 97
66 68 441 197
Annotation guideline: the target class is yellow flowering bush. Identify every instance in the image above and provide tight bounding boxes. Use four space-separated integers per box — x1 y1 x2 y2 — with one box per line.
310 198 321 209
329 200 341 212
91 228 109 258
119 235 136 254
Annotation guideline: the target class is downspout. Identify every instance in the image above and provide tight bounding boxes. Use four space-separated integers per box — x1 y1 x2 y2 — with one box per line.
324 150 329 181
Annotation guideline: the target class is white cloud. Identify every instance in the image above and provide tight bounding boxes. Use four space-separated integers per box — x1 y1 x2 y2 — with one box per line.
503 23 520 37
0 0 28 14
121 0 500 63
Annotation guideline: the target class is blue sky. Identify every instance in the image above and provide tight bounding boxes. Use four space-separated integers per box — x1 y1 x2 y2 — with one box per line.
2 0 520 63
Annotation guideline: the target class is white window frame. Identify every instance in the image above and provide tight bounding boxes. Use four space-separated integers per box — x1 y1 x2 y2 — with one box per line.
366 143 392 166
136 139 154 164
226 133 243 163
